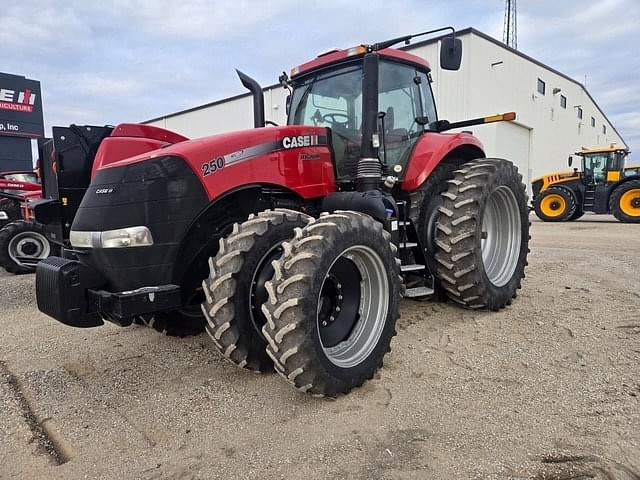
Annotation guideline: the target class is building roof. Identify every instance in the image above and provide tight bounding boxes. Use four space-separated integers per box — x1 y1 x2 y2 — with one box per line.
143 27 626 147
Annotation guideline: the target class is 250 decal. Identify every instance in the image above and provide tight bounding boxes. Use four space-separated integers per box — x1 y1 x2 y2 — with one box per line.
201 156 225 177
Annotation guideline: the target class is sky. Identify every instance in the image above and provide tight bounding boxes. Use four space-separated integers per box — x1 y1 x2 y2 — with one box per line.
2 0 639 150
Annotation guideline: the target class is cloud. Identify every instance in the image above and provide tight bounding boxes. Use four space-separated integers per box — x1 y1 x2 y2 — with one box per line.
1 0 637 150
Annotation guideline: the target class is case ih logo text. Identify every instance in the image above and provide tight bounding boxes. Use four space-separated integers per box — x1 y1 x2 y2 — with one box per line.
0 88 37 113
282 135 319 149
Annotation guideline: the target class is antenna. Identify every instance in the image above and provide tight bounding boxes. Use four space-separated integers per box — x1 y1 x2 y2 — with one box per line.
503 0 518 49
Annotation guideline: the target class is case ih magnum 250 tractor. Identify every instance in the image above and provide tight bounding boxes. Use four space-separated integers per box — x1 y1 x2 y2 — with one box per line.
36 28 530 396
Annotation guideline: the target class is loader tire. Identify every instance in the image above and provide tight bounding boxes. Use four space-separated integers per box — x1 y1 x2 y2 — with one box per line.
0 220 57 274
610 179 640 223
434 159 530 310
533 186 576 222
202 209 312 371
262 211 401 397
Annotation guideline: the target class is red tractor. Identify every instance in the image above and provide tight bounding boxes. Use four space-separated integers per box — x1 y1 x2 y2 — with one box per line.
0 170 58 273
35 28 530 396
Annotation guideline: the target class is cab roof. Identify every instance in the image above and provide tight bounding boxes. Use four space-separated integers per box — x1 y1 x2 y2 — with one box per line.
578 144 629 155
290 46 431 79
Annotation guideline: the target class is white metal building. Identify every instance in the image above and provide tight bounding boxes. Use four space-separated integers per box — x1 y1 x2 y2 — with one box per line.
145 28 626 188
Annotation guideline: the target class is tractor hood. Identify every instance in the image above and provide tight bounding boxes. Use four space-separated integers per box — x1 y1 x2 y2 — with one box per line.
531 170 580 184
100 125 330 173
94 124 336 202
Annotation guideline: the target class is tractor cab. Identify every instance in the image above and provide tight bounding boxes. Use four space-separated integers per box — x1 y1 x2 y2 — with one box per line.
287 49 437 181
283 27 467 190
572 145 629 185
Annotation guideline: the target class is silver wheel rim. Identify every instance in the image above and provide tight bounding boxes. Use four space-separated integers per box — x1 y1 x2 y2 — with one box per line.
318 245 389 368
481 186 521 287
8 231 50 267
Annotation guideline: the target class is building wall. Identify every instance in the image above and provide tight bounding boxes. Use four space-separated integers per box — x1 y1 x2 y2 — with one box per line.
146 31 625 190
408 33 625 186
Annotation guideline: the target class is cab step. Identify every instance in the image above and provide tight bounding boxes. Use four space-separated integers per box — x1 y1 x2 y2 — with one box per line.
403 286 434 298
401 264 426 272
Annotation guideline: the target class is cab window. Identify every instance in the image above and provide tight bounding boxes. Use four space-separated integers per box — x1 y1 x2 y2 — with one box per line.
378 61 430 170
583 154 609 184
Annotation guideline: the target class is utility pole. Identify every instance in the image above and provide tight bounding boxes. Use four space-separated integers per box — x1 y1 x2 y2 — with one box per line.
503 0 518 49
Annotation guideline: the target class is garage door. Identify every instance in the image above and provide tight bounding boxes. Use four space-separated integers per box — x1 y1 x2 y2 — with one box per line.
492 122 532 192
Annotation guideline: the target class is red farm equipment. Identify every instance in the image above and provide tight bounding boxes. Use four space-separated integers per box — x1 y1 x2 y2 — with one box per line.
0 169 59 274
35 28 530 396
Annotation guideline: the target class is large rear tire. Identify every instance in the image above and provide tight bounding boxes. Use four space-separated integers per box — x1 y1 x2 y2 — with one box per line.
434 159 530 310
262 211 401 397
610 179 640 223
410 162 458 297
533 186 576 222
0 220 57 274
201 209 312 371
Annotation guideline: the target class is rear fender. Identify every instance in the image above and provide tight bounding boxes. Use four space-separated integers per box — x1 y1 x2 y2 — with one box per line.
402 132 485 192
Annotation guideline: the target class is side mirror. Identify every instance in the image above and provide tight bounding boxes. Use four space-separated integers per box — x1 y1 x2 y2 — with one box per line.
285 94 291 116
440 36 462 71
568 156 573 167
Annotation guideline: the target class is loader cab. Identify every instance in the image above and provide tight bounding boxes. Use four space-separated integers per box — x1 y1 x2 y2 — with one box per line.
287 52 437 182
578 147 629 185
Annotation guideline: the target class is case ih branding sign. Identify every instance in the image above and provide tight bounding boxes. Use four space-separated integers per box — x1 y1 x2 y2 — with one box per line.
0 88 37 112
0 72 44 138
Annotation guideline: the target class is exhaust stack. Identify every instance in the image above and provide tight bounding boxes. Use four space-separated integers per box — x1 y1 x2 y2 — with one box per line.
236 70 265 128
357 53 382 191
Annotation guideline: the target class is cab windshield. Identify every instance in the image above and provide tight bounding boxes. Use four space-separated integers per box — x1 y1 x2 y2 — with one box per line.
289 63 363 179
288 59 437 179
2 173 38 183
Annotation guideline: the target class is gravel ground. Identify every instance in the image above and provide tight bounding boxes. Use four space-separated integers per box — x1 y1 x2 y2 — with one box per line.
0 214 638 479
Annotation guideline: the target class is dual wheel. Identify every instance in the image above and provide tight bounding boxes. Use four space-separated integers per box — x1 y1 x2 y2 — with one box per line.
201 158 530 396
201 209 401 396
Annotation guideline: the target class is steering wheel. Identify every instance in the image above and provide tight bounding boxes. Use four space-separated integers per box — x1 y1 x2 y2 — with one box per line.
322 113 349 126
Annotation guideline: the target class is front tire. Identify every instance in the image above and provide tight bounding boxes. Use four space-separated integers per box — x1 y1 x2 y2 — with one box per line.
262 211 401 397
201 209 312 371
610 180 640 223
533 186 576 222
0 220 57 274
434 159 530 310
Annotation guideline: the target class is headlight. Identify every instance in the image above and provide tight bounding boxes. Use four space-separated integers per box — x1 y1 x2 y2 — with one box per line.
0 211 8 220
70 226 154 249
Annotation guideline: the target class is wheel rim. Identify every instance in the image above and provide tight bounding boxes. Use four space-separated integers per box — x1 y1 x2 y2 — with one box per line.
249 244 283 338
620 189 640 217
317 245 389 368
481 186 522 287
540 193 567 218
8 231 50 267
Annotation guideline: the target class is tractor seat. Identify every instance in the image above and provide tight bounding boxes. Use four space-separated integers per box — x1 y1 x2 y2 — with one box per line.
385 128 409 149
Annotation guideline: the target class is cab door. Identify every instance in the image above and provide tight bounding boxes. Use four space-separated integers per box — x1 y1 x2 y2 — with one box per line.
582 153 611 213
